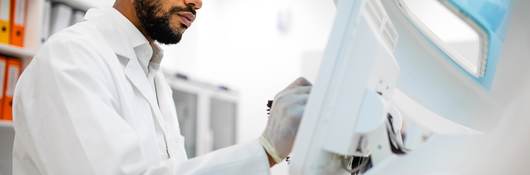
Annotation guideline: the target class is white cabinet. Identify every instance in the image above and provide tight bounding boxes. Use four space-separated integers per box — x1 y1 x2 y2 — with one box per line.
0 121 14 175
167 74 239 158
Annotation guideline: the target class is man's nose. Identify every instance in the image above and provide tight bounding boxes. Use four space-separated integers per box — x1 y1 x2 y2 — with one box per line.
185 0 202 10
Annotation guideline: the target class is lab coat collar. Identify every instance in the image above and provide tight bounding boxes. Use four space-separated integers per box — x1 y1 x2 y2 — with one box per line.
148 43 163 74
84 8 154 62
85 8 175 159
85 8 166 121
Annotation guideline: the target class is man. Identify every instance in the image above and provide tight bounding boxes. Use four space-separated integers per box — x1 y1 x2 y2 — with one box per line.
12 0 311 174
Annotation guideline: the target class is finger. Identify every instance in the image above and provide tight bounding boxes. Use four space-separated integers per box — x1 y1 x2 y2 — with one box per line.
285 104 306 120
286 86 312 95
276 86 312 99
281 94 309 106
275 94 309 116
285 77 312 89
291 86 312 94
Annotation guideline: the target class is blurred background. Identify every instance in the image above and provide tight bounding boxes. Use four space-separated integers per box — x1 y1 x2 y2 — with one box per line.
0 0 336 174
160 0 335 173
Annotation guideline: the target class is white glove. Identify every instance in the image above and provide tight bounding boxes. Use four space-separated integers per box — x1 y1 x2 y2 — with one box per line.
260 77 312 164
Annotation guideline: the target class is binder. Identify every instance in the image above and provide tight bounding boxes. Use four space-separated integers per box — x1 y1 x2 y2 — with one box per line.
0 0 11 44
0 56 6 120
9 0 27 47
41 0 51 43
3 58 21 121
49 3 72 35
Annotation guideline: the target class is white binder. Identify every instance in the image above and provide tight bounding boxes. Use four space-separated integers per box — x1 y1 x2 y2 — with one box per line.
49 3 73 35
70 10 86 25
41 0 52 43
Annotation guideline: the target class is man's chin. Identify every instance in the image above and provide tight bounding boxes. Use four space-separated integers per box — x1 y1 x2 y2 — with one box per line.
153 33 183 45
174 25 187 34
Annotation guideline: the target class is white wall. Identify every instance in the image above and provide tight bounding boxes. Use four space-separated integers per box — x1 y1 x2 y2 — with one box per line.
160 0 335 147
160 0 335 173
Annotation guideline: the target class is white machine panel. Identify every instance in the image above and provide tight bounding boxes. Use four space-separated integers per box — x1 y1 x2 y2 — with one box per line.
290 0 399 174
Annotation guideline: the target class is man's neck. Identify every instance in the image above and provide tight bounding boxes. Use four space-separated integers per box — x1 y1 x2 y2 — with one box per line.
113 1 154 43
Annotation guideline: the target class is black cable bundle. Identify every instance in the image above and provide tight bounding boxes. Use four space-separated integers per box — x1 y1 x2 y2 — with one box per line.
266 100 273 115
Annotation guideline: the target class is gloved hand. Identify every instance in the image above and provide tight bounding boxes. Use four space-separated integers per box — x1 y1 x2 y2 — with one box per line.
260 77 312 164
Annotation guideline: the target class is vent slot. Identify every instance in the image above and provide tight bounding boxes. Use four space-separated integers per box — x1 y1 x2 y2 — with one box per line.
383 20 398 50
365 0 384 28
364 0 399 51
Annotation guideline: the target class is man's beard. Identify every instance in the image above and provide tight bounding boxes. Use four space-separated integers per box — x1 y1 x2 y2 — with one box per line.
134 0 195 44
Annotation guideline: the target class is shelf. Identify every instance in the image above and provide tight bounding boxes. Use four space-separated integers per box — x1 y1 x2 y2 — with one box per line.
52 0 114 11
0 44 35 58
0 121 12 128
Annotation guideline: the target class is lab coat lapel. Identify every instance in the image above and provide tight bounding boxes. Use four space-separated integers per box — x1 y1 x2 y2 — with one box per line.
123 57 175 159
154 72 188 161
155 72 180 130
88 8 159 108
89 7 177 159
123 58 159 109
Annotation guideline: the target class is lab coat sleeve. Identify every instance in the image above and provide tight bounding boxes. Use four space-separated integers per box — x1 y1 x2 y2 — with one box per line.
169 140 271 175
13 35 270 175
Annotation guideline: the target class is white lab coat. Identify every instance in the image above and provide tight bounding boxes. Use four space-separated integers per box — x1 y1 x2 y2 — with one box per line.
12 8 270 175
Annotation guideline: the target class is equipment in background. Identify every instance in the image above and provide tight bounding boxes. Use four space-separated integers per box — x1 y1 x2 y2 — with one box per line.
289 0 402 173
166 73 239 158
289 0 481 174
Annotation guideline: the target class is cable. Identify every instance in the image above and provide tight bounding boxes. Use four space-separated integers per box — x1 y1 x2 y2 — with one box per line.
342 155 370 174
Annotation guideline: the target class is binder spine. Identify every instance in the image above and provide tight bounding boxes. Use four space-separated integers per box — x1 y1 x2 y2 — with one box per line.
10 0 26 46
3 58 20 121
0 0 11 44
0 57 6 120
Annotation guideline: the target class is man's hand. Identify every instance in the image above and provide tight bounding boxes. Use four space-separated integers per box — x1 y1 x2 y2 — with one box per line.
260 77 312 166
